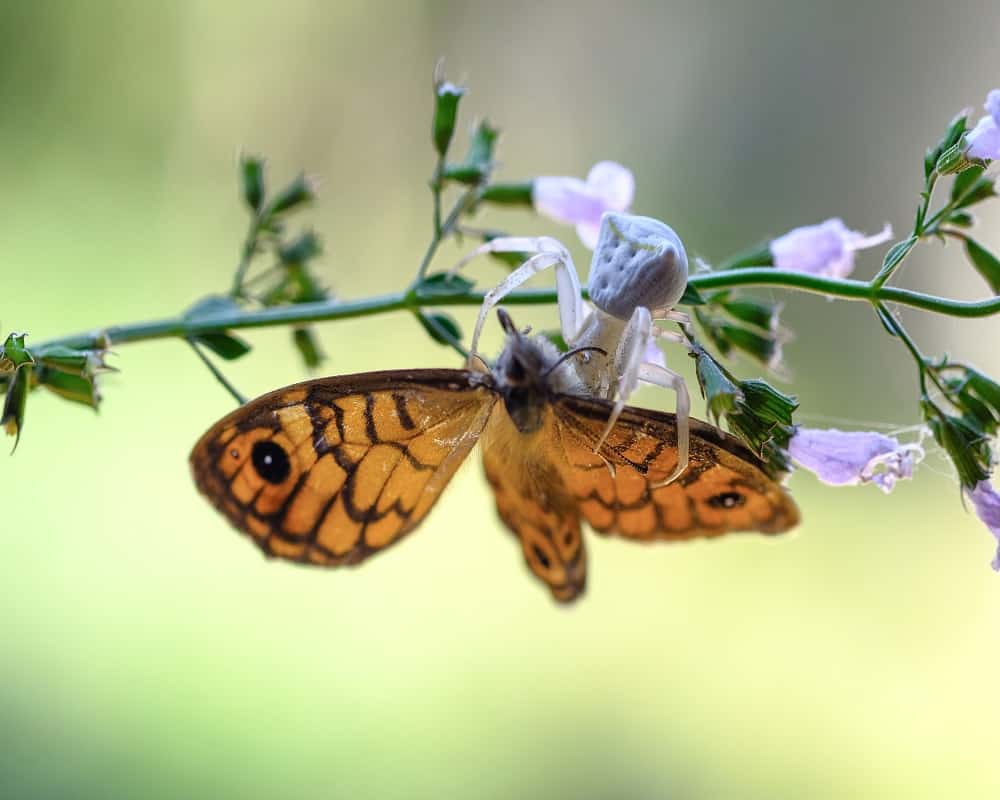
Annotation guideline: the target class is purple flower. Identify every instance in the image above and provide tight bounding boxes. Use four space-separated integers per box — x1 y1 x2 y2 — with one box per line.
965 480 1000 571
770 218 893 279
966 88 1000 162
788 427 924 493
533 161 635 249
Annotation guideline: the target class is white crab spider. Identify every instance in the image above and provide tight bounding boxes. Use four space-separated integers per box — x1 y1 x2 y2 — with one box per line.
452 211 693 485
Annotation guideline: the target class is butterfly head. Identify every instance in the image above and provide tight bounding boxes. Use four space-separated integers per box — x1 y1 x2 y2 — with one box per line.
492 309 601 435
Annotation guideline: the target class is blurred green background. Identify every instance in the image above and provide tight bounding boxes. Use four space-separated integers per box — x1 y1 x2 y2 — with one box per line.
3 1 999 797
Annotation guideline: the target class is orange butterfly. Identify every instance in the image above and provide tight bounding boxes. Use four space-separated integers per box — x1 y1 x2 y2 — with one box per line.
191 310 799 601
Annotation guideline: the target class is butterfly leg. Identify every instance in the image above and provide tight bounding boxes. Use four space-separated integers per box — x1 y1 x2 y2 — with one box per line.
449 237 586 366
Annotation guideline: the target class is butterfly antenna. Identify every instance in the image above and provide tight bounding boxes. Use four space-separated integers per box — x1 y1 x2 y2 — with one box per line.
542 346 608 378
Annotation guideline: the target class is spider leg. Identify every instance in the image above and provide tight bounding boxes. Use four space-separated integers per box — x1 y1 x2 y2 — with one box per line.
636 362 690 488
594 306 690 485
450 236 586 366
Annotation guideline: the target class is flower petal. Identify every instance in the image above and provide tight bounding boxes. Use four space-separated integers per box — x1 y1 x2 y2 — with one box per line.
532 176 605 226
965 480 1000 571
585 161 635 212
771 218 891 279
788 427 922 490
967 115 1000 162
575 220 602 250
985 89 1000 126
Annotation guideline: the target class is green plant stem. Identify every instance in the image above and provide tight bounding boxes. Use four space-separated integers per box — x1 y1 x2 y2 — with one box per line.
33 268 1000 353
187 338 247 405
229 217 261 297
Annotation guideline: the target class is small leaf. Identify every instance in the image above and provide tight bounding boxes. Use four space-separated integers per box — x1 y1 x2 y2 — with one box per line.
240 155 266 213
877 236 917 278
1 332 34 372
719 297 780 331
1 364 30 448
678 283 706 306
416 311 464 347
192 332 252 361
948 211 975 228
951 165 985 202
953 175 997 210
718 324 781 368
278 230 322 265
480 182 533 207
292 326 324 369
266 174 315 217
964 238 1000 293
411 272 475 300
715 244 773 272
874 305 899 337
692 345 743 423
36 368 101 409
924 402 991 488
184 295 243 320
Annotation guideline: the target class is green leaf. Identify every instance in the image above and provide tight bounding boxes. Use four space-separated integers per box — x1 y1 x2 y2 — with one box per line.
292 326 324 369
965 368 1000 411
36 368 101 409
265 174 315 217
278 230 322 265
480 182 533 207
0 332 34 372
953 174 997 210
240 155 266 213
678 283 706 306
692 345 743 422
877 236 917 279
719 297 780 331
35 345 114 377
416 311 463 347
184 295 243 320
951 165 984 202
718 324 781 368
192 332 252 361
716 244 773 272
964 238 1000 293
432 80 465 158
874 305 899 337
411 272 475 300
740 379 798 426
465 119 499 172
1 364 30 449
924 402 991 488
948 210 975 228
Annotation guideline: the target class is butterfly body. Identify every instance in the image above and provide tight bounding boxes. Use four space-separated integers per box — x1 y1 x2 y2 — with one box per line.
191 312 799 602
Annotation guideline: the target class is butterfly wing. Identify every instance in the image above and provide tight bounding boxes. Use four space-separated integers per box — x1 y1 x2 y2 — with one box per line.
552 394 800 541
190 369 496 565
480 407 587 603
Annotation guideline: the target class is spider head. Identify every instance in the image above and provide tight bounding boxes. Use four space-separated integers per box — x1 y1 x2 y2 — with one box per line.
587 212 688 319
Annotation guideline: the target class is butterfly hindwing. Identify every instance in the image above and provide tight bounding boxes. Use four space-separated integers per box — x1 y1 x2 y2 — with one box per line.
481 407 587 602
190 369 496 566
552 393 800 541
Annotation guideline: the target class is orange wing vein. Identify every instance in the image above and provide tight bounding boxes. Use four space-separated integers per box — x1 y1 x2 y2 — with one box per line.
190 369 496 566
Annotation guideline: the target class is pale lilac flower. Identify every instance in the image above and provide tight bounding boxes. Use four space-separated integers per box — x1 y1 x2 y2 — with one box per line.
770 218 893 279
966 89 1000 162
965 480 1000 571
788 427 924 493
533 161 635 249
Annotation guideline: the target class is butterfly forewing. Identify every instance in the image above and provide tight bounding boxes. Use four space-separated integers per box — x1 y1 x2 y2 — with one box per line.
551 394 800 541
190 369 496 565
